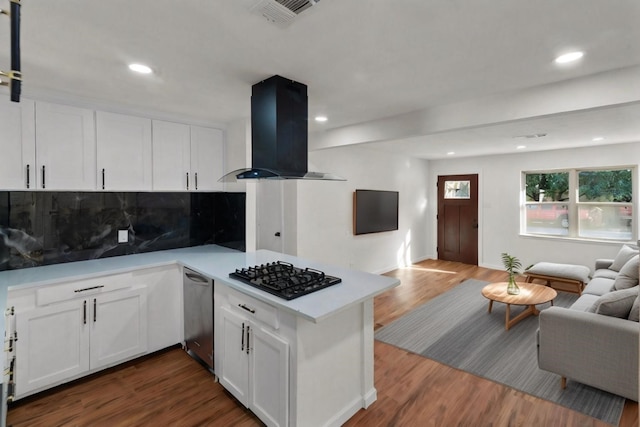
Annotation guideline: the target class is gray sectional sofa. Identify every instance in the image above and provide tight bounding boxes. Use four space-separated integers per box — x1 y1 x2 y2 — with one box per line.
537 245 639 401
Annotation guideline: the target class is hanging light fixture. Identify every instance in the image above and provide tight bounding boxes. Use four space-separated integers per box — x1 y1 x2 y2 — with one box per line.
0 0 22 102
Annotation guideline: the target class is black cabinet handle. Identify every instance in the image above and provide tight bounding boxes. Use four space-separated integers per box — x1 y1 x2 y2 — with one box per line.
186 172 189 190
102 168 105 190
195 172 198 190
83 300 87 324
246 325 250 355
241 322 245 351
26 164 30 188
8 356 15 380
42 165 45 189
93 298 97 322
74 285 105 293
238 304 256 314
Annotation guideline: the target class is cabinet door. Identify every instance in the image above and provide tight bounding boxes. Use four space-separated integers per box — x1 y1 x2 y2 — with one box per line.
218 306 249 407
15 299 90 397
0 99 35 190
250 324 289 427
138 265 182 352
96 111 152 190
35 102 96 190
90 287 148 369
152 120 191 191
190 126 224 191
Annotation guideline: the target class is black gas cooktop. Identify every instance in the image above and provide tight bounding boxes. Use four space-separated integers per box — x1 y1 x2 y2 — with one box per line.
230 261 342 300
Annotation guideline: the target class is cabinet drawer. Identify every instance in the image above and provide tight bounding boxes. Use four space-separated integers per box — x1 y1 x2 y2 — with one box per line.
36 273 133 306
227 288 279 330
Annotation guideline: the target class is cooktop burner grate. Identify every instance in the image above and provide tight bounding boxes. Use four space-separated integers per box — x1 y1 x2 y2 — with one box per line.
230 261 342 300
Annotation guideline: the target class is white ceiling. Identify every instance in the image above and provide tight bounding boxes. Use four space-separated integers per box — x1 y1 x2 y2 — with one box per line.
1 0 639 159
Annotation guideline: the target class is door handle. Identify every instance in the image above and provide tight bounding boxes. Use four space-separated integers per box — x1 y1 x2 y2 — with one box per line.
83 300 87 324
186 172 189 190
41 165 46 189
102 168 106 190
26 164 30 188
93 298 97 322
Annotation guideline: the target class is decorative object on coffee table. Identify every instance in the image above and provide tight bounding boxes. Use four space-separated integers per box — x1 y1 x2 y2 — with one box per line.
501 252 522 295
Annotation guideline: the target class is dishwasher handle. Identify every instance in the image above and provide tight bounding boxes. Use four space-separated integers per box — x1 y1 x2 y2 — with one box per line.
184 271 210 284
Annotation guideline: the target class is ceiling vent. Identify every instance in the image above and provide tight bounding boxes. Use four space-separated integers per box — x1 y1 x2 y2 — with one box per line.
251 0 320 27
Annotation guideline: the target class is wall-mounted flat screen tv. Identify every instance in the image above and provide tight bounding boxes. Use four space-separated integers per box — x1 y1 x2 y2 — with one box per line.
353 189 399 235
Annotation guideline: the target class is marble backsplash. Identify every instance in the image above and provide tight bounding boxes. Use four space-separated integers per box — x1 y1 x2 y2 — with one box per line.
0 191 245 271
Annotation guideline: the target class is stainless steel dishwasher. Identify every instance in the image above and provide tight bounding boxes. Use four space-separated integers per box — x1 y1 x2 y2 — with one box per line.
183 267 214 371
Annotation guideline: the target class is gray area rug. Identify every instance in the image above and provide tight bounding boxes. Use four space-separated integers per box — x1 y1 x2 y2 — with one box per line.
375 279 625 425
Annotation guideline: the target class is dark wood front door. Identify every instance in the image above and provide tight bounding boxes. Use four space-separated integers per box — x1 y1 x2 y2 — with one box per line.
437 174 478 265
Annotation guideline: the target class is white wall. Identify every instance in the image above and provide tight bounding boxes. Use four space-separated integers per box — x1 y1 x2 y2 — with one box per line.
295 145 430 274
428 141 640 272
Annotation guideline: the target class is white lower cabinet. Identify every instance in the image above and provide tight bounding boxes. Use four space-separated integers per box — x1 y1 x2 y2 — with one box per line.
90 288 148 369
219 304 289 427
14 286 147 398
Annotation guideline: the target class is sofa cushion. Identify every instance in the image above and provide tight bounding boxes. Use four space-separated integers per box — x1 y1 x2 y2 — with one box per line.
583 277 615 296
613 255 639 291
595 258 614 271
592 269 619 280
609 245 639 272
629 295 640 322
591 286 639 318
573 294 600 312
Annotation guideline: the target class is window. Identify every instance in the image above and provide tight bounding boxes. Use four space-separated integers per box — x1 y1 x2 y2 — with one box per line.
523 168 634 241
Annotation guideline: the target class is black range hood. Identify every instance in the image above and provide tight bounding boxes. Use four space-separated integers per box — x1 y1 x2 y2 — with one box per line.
221 75 344 181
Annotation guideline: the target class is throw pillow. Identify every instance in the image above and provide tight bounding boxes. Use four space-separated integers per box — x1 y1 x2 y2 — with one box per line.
613 255 640 290
609 245 639 272
591 286 639 319
629 295 640 322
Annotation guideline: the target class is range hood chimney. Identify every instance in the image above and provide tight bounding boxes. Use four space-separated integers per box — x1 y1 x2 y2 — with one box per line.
221 75 344 181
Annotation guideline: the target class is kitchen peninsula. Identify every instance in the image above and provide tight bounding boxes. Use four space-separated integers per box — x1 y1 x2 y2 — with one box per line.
0 245 399 427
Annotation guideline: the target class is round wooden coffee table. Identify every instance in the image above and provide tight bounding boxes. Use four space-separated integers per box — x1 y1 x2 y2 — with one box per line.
481 282 557 330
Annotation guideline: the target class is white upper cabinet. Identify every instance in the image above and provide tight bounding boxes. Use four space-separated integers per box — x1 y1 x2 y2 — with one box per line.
1 100 224 192
152 122 224 191
0 99 35 190
190 126 224 191
96 111 152 191
152 120 191 191
35 102 96 190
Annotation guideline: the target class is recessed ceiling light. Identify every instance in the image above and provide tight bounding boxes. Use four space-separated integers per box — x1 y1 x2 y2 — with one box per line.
592 136 605 142
514 133 547 139
447 151 455 156
516 145 526 150
554 51 584 64
315 116 328 122
128 63 153 74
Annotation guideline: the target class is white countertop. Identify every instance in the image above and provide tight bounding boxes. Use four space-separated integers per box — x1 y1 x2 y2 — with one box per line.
0 245 400 325
184 249 400 322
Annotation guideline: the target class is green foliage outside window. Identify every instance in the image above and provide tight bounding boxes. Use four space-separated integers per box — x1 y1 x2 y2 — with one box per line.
578 169 632 202
525 172 569 202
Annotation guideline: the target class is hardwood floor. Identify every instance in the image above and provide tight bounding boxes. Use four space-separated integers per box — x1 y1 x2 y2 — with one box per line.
7 259 638 426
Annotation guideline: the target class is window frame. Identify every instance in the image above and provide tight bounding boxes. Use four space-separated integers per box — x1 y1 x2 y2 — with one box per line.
521 166 636 243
